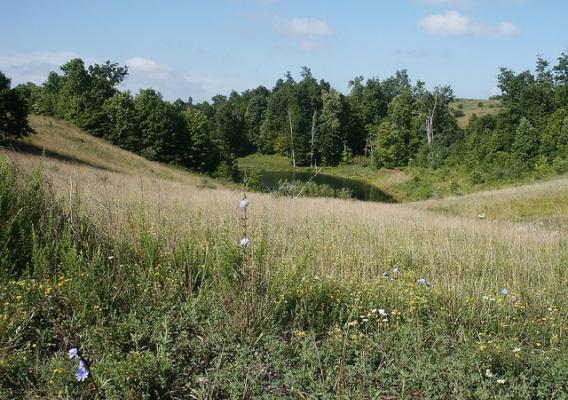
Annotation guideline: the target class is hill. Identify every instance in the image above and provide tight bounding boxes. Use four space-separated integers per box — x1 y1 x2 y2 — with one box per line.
5 115 207 185
450 98 502 128
1 116 568 398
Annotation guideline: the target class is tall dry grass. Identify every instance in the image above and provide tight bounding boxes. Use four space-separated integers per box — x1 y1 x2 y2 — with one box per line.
4 116 566 307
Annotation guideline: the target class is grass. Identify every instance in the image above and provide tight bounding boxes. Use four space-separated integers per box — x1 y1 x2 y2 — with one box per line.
450 98 502 128
418 177 568 233
7 115 205 185
1 116 568 398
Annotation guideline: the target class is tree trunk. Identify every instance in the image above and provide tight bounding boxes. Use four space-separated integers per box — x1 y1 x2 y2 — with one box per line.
426 95 437 146
287 108 296 168
310 109 318 167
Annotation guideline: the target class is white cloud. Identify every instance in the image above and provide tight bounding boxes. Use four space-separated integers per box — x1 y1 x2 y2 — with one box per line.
418 11 520 36
271 16 333 51
125 57 169 73
0 52 79 84
273 16 333 37
124 56 248 101
0 52 246 102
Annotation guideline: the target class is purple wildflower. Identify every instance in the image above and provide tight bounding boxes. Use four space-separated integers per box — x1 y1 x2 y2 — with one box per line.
75 360 89 382
68 348 79 359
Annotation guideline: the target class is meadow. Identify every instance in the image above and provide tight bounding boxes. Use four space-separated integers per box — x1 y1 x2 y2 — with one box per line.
1 116 568 399
449 98 502 128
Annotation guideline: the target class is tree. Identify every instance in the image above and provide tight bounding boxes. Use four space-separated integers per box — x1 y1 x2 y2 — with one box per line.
540 109 568 159
243 86 270 152
512 117 539 162
213 95 246 157
371 120 405 168
135 89 184 163
318 88 346 166
102 91 139 150
0 71 33 139
182 108 220 172
553 52 568 84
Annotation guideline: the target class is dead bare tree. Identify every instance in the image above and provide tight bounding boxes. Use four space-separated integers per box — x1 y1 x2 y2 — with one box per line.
310 109 318 167
287 107 296 168
426 94 438 146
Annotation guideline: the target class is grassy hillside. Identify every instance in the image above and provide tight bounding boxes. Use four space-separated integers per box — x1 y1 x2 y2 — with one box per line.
5 115 211 186
450 98 502 128
2 117 568 398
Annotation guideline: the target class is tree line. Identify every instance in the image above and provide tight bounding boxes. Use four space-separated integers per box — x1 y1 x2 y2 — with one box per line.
2 52 568 181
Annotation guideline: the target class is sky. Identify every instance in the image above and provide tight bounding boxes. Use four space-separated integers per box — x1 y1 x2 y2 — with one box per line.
1 0 567 102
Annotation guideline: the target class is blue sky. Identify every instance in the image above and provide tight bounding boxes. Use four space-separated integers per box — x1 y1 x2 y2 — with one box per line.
1 0 567 101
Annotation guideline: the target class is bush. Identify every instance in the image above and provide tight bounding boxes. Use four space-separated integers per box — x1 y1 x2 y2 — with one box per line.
470 170 485 184
452 109 465 117
552 157 568 174
272 179 353 200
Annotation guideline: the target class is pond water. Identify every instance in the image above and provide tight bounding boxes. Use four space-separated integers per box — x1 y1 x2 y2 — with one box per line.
255 170 396 203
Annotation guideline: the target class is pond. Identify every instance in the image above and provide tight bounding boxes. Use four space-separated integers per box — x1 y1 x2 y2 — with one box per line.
254 170 396 203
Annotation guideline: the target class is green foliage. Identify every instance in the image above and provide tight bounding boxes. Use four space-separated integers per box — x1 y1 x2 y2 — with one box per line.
512 117 539 162
101 91 139 151
0 71 33 139
318 88 346 166
273 179 353 199
470 170 485 184
135 89 184 164
372 120 406 168
453 109 466 117
8 51 568 190
0 158 52 277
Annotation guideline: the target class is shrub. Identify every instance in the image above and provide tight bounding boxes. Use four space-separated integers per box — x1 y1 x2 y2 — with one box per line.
470 170 485 184
452 109 466 117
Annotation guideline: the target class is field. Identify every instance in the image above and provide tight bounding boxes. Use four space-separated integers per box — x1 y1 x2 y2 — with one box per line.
1 116 568 398
450 98 502 128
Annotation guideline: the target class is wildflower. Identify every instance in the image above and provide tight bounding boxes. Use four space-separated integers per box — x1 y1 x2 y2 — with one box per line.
500 288 509 296
417 278 429 286
240 199 249 209
378 309 387 317
485 369 493 378
68 348 78 359
197 376 209 385
497 379 505 384
513 347 521 353
296 330 307 338
347 320 358 327
482 295 490 301
478 213 486 219
392 267 400 274
240 237 250 248
75 360 89 382
108 256 114 260
382 271 389 278
362 318 369 322
371 309 377 314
